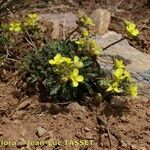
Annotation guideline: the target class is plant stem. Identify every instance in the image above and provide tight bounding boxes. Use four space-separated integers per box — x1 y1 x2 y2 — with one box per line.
103 37 125 51
65 27 79 42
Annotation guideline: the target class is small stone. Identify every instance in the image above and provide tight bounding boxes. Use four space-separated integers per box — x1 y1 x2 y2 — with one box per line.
84 127 91 132
145 109 150 116
36 148 42 150
16 139 27 148
48 130 55 139
21 129 27 137
120 140 128 148
36 126 47 137
90 8 111 35
13 119 20 124
52 115 58 119
67 102 87 113
139 147 147 150
85 132 93 139
130 144 137 150
16 100 30 111
0 131 3 136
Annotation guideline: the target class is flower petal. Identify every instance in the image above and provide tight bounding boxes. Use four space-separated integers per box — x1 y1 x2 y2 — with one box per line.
106 86 113 92
49 60 55 65
72 81 79 87
76 75 84 82
73 68 79 76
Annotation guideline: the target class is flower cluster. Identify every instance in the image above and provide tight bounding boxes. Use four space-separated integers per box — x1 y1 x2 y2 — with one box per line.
24 13 38 28
124 20 139 37
77 15 95 27
107 59 137 97
9 22 22 33
6 13 38 34
75 15 102 56
49 54 84 87
75 37 102 56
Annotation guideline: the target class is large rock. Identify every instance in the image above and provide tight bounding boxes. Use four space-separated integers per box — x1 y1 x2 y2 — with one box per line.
39 13 77 39
96 31 150 73
96 31 150 97
90 9 111 35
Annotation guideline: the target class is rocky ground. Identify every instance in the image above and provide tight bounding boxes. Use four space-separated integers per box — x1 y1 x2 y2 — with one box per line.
0 0 150 150
0 83 150 150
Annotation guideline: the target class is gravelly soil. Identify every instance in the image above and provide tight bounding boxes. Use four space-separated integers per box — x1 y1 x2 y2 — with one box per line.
0 83 150 150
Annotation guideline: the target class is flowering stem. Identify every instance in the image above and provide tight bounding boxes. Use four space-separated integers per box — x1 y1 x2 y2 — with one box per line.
103 37 125 51
65 27 79 42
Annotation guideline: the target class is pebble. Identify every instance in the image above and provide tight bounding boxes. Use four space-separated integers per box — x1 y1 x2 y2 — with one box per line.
84 127 91 132
16 139 27 148
130 144 137 150
0 131 3 136
36 126 47 137
85 132 93 139
67 102 87 113
145 109 150 116
21 129 27 137
16 100 31 111
120 140 128 148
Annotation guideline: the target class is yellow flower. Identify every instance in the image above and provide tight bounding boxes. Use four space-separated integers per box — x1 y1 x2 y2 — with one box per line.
92 46 102 55
114 59 125 69
80 15 95 26
28 13 38 20
62 57 72 64
9 22 22 33
114 68 124 79
73 56 83 68
123 70 131 80
49 54 64 65
90 39 102 55
89 39 97 47
124 20 139 36
70 68 84 87
81 28 89 37
107 82 121 93
24 13 38 27
75 38 85 45
62 77 68 82
128 84 138 97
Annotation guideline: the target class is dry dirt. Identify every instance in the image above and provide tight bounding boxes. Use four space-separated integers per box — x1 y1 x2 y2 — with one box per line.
0 82 150 150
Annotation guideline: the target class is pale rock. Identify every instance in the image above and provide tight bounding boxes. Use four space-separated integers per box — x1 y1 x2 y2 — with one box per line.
120 140 128 148
67 102 87 113
0 131 3 136
84 127 91 132
39 13 77 28
16 100 30 111
85 132 93 139
51 21 60 40
16 139 27 148
145 108 150 116
36 126 47 137
39 13 77 40
21 129 27 137
90 9 111 35
96 31 150 73
130 144 137 150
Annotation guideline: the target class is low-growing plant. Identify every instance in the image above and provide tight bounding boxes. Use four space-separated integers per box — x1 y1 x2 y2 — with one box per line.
0 13 45 68
20 15 139 102
0 0 27 17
